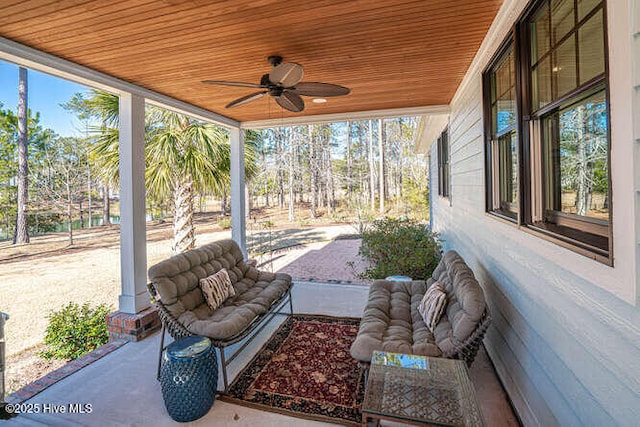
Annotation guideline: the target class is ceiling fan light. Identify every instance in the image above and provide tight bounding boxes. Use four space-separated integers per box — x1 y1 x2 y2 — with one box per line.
313 98 327 103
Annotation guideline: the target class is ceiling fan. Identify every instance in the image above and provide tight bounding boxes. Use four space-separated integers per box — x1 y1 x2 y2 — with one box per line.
202 56 350 113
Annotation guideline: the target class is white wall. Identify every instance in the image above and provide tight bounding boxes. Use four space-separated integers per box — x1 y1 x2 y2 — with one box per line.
429 0 640 425
631 0 640 308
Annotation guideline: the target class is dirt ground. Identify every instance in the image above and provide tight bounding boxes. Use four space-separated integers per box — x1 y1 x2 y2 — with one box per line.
0 207 363 395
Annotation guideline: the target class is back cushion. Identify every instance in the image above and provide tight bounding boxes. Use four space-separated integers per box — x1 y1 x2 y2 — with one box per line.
148 239 248 319
430 251 486 350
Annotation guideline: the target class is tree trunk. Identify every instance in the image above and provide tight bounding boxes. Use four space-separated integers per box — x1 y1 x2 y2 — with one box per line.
277 129 285 210
15 67 29 244
309 125 317 218
66 176 74 246
261 147 270 207
325 128 334 214
288 129 295 221
79 200 84 228
220 190 227 216
87 161 92 227
346 121 352 203
102 184 111 225
575 106 593 216
173 174 196 254
378 118 385 214
369 120 376 211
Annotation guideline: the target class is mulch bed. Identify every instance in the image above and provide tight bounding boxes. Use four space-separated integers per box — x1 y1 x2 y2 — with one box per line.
221 314 365 426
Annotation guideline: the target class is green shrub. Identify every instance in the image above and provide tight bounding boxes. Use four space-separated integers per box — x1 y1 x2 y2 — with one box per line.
218 218 232 229
358 217 441 280
40 302 111 361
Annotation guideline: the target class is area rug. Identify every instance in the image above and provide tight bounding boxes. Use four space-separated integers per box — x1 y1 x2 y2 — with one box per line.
221 314 364 426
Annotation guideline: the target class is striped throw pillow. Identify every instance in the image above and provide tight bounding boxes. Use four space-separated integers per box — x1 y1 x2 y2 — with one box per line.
199 268 236 311
418 281 448 332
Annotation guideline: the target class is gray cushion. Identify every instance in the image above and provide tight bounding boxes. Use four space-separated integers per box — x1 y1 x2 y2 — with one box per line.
350 250 486 362
430 251 486 355
148 239 292 340
349 280 442 362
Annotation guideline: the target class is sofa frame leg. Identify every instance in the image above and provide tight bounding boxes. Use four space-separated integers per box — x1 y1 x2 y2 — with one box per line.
156 324 166 381
219 346 229 392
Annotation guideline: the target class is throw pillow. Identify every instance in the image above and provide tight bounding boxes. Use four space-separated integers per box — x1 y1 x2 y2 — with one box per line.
199 268 235 311
418 281 448 332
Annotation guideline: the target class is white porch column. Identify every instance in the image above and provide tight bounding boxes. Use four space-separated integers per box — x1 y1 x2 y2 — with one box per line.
118 93 149 314
230 127 247 257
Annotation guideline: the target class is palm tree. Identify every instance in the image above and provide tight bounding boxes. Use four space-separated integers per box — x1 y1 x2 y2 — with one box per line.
145 106 232 252
81 90 256 253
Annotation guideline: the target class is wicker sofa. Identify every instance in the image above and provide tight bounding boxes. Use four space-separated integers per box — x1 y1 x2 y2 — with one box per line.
350 250 490 367
147 239 292 391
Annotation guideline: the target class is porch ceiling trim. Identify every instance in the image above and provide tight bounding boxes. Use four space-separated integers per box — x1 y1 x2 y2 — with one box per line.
414 113 450 154
239 105 451 129
0 36 240 129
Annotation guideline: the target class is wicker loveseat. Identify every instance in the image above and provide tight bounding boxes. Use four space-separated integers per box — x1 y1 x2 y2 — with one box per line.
147 239 292 391
350 250 490 367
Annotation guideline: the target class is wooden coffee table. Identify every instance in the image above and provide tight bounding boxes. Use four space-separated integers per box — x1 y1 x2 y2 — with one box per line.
361 351 486 427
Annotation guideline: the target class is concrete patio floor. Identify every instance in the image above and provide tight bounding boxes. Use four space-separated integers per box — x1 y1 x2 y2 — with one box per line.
5 282 518 427
4 280 519 426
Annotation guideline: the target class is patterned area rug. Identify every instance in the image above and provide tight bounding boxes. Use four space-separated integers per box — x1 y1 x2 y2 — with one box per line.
221 314 364 426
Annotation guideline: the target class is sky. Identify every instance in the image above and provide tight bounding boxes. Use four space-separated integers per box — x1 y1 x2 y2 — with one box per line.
0 60 91 137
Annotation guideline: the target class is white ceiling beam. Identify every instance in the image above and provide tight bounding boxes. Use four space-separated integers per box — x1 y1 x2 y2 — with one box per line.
0 36 240 129
240 105 451 129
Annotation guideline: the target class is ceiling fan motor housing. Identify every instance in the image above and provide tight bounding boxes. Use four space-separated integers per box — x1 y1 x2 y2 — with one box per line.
269 87 284 97
260 74 271 87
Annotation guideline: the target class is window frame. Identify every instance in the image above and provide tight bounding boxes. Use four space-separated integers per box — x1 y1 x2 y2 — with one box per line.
523 0 612 263
483 36 523 222
482 0 613 264
437 127 450 198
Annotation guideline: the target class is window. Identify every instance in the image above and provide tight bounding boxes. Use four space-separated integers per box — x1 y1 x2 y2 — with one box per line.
483 0 610 262
529 0 610 259
437 127 450 198
484 41 519 220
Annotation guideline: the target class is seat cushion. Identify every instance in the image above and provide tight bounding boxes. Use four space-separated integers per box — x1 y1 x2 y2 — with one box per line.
179 272 292 340
148 239 293 341
349 279 443 363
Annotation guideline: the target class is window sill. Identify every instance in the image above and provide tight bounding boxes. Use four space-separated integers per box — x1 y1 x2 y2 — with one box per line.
488 210 518 223
522 224 612 266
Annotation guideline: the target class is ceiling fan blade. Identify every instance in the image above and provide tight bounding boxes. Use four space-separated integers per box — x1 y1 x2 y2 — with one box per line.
290 82 351 97
225 91 267 108
276 91 305 112
269 62 304 87
202 80 263 88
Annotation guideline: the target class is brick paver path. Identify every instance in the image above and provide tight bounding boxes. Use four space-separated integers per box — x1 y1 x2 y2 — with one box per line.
274 239 371 285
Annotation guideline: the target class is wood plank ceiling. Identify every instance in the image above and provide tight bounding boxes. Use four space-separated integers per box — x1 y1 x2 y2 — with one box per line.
0 0 503 123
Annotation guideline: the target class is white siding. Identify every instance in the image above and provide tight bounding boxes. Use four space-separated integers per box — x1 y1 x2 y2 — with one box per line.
632 0 640 307
430 0 640 425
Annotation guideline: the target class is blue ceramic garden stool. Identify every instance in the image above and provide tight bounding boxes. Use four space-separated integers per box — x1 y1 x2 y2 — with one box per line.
160 336 218 422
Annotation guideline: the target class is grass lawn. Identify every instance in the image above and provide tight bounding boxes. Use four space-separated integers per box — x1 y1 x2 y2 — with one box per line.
0 208 363 394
